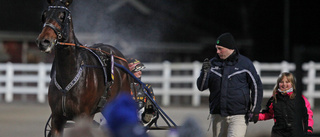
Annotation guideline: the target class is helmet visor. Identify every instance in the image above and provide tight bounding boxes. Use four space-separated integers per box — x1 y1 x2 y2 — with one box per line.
132 64 145 72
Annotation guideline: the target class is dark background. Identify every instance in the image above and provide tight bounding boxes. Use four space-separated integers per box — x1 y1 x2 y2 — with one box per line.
1 0 320 62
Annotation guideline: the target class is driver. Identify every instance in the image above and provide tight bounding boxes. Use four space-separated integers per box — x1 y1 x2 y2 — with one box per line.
127 58 158 126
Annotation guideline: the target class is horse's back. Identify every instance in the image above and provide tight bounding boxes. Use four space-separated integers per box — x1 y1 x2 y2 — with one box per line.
89 43 125 58
89 43 131 94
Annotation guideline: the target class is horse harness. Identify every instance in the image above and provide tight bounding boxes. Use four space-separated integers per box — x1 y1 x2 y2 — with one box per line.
42 5 71 41
52 45 116 117
42 5 127 117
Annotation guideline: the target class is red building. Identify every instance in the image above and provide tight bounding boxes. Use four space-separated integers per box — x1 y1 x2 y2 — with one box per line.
0 32 54 63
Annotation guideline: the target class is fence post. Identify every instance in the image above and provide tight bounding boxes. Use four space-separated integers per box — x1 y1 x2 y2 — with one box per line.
281 61 290 72
37 62 46 103
5 62 13 102
162 61 171 106
253 61 261 75
305 61 315 108
192 61 201 106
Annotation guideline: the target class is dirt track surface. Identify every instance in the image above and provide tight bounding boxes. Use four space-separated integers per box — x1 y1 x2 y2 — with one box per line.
0 103 319 137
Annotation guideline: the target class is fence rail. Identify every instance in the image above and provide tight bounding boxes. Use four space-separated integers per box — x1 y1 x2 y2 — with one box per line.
1 61 320 108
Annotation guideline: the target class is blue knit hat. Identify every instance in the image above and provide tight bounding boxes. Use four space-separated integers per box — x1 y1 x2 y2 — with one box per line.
102 92 149 137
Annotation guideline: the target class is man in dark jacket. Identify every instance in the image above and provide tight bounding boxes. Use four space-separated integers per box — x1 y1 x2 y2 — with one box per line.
197 33 263 137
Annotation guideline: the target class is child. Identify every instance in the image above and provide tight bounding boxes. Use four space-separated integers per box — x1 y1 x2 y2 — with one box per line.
259 72 313 137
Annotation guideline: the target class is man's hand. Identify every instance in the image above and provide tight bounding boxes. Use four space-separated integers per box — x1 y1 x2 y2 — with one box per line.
248 112 259 124
202 58 211 72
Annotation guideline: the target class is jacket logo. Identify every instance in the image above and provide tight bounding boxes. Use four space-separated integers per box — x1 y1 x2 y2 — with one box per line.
235 67 239 70
212 66 220 70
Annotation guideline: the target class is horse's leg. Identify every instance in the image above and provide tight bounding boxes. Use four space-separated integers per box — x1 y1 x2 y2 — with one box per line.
51 116 66 137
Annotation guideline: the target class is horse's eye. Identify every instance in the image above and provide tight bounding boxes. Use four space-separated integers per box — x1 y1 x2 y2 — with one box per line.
58 12 65 22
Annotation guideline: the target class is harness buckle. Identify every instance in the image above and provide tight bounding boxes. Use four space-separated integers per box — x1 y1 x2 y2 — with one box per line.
57 32 62 40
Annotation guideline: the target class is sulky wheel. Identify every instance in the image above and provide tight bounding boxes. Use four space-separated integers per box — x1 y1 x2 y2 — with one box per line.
44 115 52 137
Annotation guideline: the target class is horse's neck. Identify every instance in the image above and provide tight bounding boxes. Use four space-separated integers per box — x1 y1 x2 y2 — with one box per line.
54 29 84 84
54 45 81 84
55 32 80 72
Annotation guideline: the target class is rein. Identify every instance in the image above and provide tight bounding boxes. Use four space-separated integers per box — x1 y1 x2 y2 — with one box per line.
57 42 128 63
42 5 127 63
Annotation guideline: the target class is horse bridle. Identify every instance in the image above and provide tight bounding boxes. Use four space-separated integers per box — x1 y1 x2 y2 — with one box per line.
42 5 71 41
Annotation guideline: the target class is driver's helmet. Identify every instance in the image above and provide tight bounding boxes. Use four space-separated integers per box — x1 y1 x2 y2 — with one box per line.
127 58 146 72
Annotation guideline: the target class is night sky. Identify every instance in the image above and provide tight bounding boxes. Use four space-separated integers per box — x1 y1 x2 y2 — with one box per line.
1 0 319 62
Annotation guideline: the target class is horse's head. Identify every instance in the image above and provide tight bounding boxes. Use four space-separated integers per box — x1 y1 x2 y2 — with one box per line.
36 0 73 53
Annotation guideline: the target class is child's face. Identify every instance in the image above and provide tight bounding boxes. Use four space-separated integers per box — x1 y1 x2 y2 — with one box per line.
133 70 142 79
279 76 292 91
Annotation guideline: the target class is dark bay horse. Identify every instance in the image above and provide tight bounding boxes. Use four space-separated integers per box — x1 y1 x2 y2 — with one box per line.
36 0 131 136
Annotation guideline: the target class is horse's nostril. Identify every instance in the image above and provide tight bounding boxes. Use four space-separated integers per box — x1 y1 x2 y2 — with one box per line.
36 39 51 51
42 39 50 46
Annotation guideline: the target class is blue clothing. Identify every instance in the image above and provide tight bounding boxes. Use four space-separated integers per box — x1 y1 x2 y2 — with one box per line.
102 92 149 137
197 51 263 116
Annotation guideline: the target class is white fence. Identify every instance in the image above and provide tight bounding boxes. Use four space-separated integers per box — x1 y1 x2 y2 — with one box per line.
0 63 51 103
0 61 320 108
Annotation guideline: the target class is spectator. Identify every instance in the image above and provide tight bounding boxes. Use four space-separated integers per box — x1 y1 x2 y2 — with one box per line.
196 32 263 137
258 72 314 137
102 92 149 137
64 118 109 137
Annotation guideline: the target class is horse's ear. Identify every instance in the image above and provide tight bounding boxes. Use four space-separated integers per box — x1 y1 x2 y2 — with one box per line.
65 0 73 7
46 0 72 7
47 0 54 4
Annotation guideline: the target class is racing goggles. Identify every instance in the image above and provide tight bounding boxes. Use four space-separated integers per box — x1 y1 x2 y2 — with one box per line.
132 64 145 72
